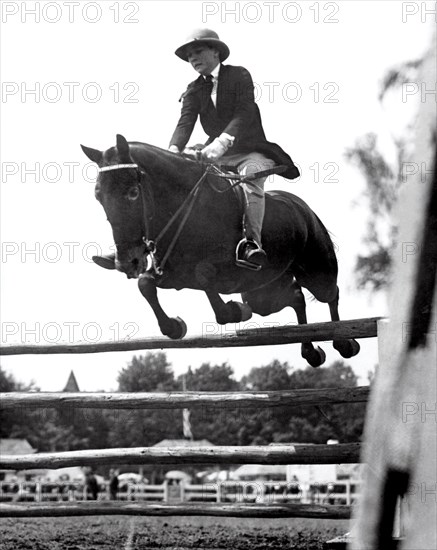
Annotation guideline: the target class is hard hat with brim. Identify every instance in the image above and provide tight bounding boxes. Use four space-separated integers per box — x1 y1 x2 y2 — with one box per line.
175 28 230 62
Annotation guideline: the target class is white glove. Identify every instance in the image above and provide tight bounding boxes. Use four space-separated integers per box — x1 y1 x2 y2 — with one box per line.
201 134 233 161
168 145 180 154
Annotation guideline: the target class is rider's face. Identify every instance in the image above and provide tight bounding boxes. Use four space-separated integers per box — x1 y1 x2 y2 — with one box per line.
186 45 220 75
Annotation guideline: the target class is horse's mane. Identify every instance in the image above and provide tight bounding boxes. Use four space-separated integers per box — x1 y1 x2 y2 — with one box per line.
126 141 203 184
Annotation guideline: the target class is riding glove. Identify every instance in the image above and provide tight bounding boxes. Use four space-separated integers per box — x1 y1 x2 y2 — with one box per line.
201 134 234 161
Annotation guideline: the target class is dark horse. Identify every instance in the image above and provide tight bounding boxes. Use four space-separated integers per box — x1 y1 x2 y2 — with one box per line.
81 135 360 367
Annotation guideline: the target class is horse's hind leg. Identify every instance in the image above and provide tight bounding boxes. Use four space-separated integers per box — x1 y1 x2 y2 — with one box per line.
329 287 360 358
243 277 326 368
290 284 327 368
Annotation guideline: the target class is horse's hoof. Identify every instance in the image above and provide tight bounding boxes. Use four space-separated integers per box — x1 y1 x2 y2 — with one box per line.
333 339 360 358
304 345 326 368
165 317 188 340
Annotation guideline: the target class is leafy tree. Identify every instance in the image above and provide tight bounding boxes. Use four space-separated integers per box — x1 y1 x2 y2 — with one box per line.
345 133 401 291
345 59 422 291
239 360 294 445
286 361 366 443
0 366 83 452
241 359 291 391
118 352 175 392
238 360 366 445
109 353 180 449
178 363 241 445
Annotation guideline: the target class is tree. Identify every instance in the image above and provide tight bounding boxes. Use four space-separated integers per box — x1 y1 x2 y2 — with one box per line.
345 59 422 291
287 361 366 443
239 360 294 445
178 363 242 445
110 353 180 448
117 352 175 392
0 365 84 452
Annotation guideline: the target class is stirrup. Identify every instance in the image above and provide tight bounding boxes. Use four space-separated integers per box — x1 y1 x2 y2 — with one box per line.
235 239 266 271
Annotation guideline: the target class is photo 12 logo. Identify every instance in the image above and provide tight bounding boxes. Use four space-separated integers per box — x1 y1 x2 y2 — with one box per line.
2 161 99 183
1 2 140 24
202 1 340 24
1 321 139 345
401 2 437 23
1 82 140 104
1 241 110 265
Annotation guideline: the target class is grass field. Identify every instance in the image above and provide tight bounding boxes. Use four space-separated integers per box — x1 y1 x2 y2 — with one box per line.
0 516 350 549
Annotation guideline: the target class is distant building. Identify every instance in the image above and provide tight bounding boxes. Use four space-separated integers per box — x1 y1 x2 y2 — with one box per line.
0 438 37 481
63 370 79 392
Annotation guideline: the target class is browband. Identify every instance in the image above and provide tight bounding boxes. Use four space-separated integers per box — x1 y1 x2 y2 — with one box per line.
99 164 139 173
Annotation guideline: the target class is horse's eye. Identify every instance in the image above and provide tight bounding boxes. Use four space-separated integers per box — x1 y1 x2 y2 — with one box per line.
127 187 140 201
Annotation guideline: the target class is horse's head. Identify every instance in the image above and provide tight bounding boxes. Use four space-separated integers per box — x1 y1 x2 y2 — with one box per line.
81 134 148 278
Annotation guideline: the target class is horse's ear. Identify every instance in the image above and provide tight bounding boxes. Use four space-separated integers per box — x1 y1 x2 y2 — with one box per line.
81 145 103 165
116 134 131 163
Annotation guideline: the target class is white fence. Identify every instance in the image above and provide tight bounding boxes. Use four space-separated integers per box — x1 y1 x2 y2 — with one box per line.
0 479 361 506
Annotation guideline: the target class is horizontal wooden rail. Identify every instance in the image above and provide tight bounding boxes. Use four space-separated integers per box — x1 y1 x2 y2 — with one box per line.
0 501 352 519
0 386 370 410
0 443 361 470
0 317 381 355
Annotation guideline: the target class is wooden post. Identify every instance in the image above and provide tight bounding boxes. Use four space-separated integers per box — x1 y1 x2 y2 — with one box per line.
352 30 437 550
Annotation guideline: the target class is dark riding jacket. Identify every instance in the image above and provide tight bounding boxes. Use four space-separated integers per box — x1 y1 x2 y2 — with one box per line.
169 64 300 180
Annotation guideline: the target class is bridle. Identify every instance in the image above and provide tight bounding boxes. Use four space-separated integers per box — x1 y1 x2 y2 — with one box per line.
98 162 211 277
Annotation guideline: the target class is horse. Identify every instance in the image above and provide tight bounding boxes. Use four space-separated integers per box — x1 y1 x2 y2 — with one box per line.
81 134 360 367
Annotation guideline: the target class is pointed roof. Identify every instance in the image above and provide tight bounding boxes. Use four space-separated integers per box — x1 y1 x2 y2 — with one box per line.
63 371 80 392
0 438 37 455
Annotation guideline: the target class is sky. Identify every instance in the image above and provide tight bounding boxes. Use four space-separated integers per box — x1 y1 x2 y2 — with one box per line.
1 1 435 391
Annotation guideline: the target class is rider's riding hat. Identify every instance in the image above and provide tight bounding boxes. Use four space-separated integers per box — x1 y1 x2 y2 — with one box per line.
175 29 230 62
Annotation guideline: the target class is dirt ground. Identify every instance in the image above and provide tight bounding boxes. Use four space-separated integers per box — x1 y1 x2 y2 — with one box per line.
0 516 350 549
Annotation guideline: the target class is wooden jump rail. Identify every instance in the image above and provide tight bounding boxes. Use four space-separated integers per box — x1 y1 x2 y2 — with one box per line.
0 317 380 355
0 318 372 521
0 443 361 470
0 386 370 410
0 501 351 520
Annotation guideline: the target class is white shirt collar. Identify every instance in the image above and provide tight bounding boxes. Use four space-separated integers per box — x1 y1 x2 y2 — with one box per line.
204 63 221 80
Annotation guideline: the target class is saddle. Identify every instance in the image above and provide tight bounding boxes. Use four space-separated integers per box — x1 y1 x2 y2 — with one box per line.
182 148 287 271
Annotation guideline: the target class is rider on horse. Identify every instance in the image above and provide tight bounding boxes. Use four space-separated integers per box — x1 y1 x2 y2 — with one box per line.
93 28 300 271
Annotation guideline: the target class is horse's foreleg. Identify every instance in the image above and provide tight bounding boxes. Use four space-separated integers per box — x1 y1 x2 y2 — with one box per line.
329 287 360 358
138 273 187 339
291 285 326 368
205 290 252 325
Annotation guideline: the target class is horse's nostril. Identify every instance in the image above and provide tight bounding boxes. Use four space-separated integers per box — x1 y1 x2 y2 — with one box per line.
132 258 139 268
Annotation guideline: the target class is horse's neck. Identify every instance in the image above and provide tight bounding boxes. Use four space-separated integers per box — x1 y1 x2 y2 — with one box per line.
133 145 200 194
133 145 204 229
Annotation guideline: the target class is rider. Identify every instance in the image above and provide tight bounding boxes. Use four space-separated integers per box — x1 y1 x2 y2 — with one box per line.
168 28 300 269
92 28 300 271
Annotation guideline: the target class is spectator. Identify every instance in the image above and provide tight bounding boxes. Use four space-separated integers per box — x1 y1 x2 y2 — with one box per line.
85 469 99 500
109 469 119 501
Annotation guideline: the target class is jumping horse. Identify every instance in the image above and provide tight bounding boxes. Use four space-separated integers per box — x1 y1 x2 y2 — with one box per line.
81 135 360 367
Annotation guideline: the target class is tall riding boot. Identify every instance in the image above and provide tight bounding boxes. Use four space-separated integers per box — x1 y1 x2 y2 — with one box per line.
236 187 267 270
245 190 265 247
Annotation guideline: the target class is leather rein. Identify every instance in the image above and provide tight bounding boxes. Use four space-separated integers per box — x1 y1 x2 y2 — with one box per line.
98 163 213 277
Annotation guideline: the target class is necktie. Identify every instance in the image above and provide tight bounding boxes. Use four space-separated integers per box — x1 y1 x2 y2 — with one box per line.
205 74 213 94
204 75 215 109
